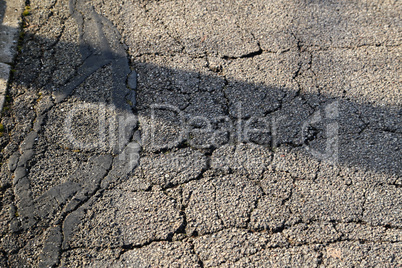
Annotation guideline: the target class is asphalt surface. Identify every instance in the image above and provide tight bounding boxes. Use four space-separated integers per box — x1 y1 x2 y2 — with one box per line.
0 0 401 267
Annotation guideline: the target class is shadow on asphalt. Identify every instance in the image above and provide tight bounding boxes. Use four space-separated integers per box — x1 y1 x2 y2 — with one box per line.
1 0 400 180
0 0 4 23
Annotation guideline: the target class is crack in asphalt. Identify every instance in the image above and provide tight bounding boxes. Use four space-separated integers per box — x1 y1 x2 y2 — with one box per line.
0 0 400 266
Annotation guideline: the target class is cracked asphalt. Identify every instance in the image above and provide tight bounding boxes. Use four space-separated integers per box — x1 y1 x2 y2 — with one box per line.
0 0 401 267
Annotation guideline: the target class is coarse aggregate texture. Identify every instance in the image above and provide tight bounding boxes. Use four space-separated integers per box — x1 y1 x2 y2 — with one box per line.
0 0 400 266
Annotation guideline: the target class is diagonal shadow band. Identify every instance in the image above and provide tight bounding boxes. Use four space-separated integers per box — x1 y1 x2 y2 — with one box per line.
5 15 400 176
1 0 400 198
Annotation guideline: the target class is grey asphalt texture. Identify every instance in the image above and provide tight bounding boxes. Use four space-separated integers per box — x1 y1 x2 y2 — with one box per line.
0 0 401 267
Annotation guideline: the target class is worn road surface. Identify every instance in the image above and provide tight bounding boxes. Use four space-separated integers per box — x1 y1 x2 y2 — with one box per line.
0 0 401 267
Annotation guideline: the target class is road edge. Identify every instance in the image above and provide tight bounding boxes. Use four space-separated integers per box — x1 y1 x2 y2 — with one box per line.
0 0 25 117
